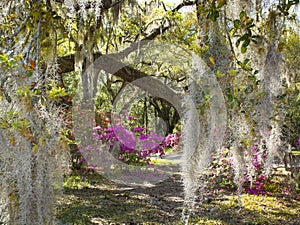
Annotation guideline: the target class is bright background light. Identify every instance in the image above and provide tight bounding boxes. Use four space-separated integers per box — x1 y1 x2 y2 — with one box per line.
138 0 195 12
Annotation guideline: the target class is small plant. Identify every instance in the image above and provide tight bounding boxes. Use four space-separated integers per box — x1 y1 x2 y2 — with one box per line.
163 132 181 153
206 148 236 191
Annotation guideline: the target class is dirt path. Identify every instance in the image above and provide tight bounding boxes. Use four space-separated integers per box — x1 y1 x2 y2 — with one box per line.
57 173 185 224
56 158 300 225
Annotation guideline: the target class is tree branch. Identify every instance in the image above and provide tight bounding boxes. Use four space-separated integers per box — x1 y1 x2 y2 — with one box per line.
111 0 197 59
171 0 196 13
8 15 31 40
59 53 184 116
54 0 124 11
110 25 171 60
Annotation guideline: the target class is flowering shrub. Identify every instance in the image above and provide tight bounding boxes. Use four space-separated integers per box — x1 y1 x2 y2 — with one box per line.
78 114 172 166
97 123 165 165
75 112 183 168
243 145 271 195
207 144 274 195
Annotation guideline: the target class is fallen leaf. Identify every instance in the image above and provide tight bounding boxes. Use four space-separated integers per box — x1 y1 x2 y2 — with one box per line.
209 56 216 65
29 59 36 69
23 63 32 71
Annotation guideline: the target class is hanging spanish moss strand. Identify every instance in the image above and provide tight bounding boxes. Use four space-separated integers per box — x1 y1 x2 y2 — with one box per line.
181 55 226 224
257 10 285 176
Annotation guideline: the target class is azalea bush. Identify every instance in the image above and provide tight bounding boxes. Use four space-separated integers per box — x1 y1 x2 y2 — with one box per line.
77 114 182 167
207 144 275 195
96 123 165 165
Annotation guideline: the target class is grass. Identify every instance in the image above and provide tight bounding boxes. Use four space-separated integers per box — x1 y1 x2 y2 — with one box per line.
188 194 299 225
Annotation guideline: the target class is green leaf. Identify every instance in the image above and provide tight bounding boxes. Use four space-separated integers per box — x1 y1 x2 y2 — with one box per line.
242 39 251 48
227 93 233 102
47 86 67 99
241 45 247 53
248 75 256 81
296 93 300 102
247 28 252 36
240 11 246 21
259 92 267 98
236 35 248 47
245 66 253 72
243 58 250 65
245 85 253 94
214 10 220 20
208 10 220 21
216 70 225 77
228 70 238 76
246 18 254 26
236 38 241 47
218 0 227 8
233 19 241 29
26 71 33 77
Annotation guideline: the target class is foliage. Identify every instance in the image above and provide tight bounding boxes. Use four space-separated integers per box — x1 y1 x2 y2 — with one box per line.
47 86 68 100
206 148 236 191
284 31 300 147
231 11 259 54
